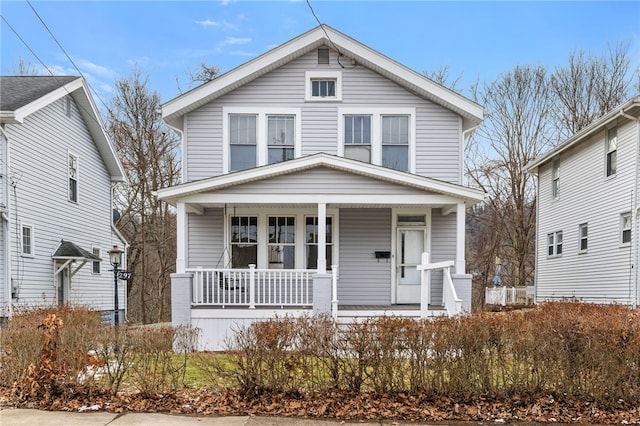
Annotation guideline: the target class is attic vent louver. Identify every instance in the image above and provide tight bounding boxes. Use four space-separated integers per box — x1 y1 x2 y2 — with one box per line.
318 48 330 65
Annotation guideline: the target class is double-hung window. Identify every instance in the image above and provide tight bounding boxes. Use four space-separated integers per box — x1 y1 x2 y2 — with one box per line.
68 153 78 202
547 231 563 257
344 115 371 163
267 115 295 164
21 224 34 256
229 114 257 172
621 212 631 245
305 216 333 270
268 216 295 269
578 223 588 252
92 247 101 274
382 115 409 172
230 216 258 267
606 127 617 177
552 160 560 199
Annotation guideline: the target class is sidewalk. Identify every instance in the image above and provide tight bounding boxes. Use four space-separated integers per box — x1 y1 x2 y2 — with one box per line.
0 408 412 425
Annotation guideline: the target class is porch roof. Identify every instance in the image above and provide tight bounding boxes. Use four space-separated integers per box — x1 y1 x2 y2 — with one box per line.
156 153 485 209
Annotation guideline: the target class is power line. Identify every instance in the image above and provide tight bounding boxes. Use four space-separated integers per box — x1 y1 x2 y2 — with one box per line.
305 0 344 68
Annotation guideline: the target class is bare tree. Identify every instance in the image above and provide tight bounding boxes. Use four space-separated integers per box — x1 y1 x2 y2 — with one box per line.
107 68 180 324
176 63 220 94
424 64 463 92
467 65 556 289
551 41 634 138
10 57 45 76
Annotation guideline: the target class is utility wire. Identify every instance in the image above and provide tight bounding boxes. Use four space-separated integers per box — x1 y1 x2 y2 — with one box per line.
305 0 344 68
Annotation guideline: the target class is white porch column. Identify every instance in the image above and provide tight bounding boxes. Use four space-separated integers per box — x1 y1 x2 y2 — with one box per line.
317 202 327 273
176 201 187 273
456 202 466 275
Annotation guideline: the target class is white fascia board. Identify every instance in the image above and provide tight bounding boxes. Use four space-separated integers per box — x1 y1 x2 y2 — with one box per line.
527 97 640 171
156 153 485 204
0 111 20 124
180 193 464 206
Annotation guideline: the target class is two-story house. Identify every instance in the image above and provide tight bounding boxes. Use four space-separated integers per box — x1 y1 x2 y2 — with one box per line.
527 97 639 306
0 76 128 323
157 26 485 350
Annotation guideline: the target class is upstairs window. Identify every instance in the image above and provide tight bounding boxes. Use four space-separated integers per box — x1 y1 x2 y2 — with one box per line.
68 153 78 203
621 212 631 245
382 115 409 172
552 159 560 199
305 71 342 101
547 231 563 257
312 79 336 98
229 114 257 172
578 223 588 252
267 115 295 164
606 127 617 177
344 115 371 163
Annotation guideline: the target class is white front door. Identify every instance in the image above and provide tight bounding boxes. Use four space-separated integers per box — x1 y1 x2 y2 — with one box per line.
396 228 425 303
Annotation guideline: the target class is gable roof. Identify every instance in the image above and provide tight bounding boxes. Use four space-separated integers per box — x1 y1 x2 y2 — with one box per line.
162 25 484 131
0 76 126 182
527 96 640 172
156 152 485 205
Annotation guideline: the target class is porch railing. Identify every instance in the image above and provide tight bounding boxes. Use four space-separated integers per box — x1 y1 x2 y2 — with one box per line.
418 253 462 317
486 286 535 306
188 265 313 308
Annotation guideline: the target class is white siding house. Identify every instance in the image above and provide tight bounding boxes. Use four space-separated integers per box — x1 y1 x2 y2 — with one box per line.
156 26 486 350
527 97 640 306
0 76 128 322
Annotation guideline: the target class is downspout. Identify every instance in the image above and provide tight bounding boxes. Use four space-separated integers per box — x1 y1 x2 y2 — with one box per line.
620 110 639 307
0 125 11 317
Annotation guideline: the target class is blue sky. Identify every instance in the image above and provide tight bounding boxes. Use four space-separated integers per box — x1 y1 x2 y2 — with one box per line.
1 1 639 105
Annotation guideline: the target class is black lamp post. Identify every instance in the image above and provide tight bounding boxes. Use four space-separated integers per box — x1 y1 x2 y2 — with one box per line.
108 245 124 327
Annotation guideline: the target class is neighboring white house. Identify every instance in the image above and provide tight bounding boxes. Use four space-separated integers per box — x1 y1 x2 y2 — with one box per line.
156 25 486 350
527 97 640 306
0 76 128 323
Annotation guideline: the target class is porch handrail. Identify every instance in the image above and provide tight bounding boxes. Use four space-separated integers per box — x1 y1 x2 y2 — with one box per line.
418 253 461 317
187 266 313 307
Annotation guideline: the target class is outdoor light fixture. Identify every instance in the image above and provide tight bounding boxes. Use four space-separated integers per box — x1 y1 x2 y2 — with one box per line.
108 245 125 327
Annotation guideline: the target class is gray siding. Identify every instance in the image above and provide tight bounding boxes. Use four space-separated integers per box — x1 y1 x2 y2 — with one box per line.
4 96 120 311
187 208 224 268
431 209 457 304
184 49 463 183
536 118 637 304
214 167 437 196
338 208 391 304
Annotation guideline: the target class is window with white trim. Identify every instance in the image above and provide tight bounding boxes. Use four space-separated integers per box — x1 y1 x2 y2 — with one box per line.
229 114 257 172
578 223 588 252
621 212 631 245
268 216 295 269
92 247 101 274
267 115 295 164
305 71 342 101
547 231 562 257
230 216 258 267
382 115 409 172
606 126 617 177
344 115 372 163
305 216 333 270
21 224 34 256
68 152 78 202
552 159 560 199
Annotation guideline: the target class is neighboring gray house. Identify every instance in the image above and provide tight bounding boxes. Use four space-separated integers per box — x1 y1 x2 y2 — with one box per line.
527 97 639 306
0 76 128 322
156 26 485 350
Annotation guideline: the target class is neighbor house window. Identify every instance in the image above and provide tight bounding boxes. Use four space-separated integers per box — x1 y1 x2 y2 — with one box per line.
621 212 631 245
606 127 617 177
21 224 33 256
92 247 101 274
229 114 257 172
267 115 295 164
230 216 258 267
68 153 78 202
547 231 563 257
552 160 560 199
344 115 371 163
382 115 409 172
268 216 295 269
305 216 333 270
578 223 588 252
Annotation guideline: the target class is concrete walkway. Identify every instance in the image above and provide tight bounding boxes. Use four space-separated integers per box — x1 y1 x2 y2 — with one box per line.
0 408 414 425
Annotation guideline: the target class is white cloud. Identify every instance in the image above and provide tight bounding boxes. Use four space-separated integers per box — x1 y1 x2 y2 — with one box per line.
230 50 256 57
222 37 252 46
194 19 238 31
77 59 118 79
194 19 219 28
